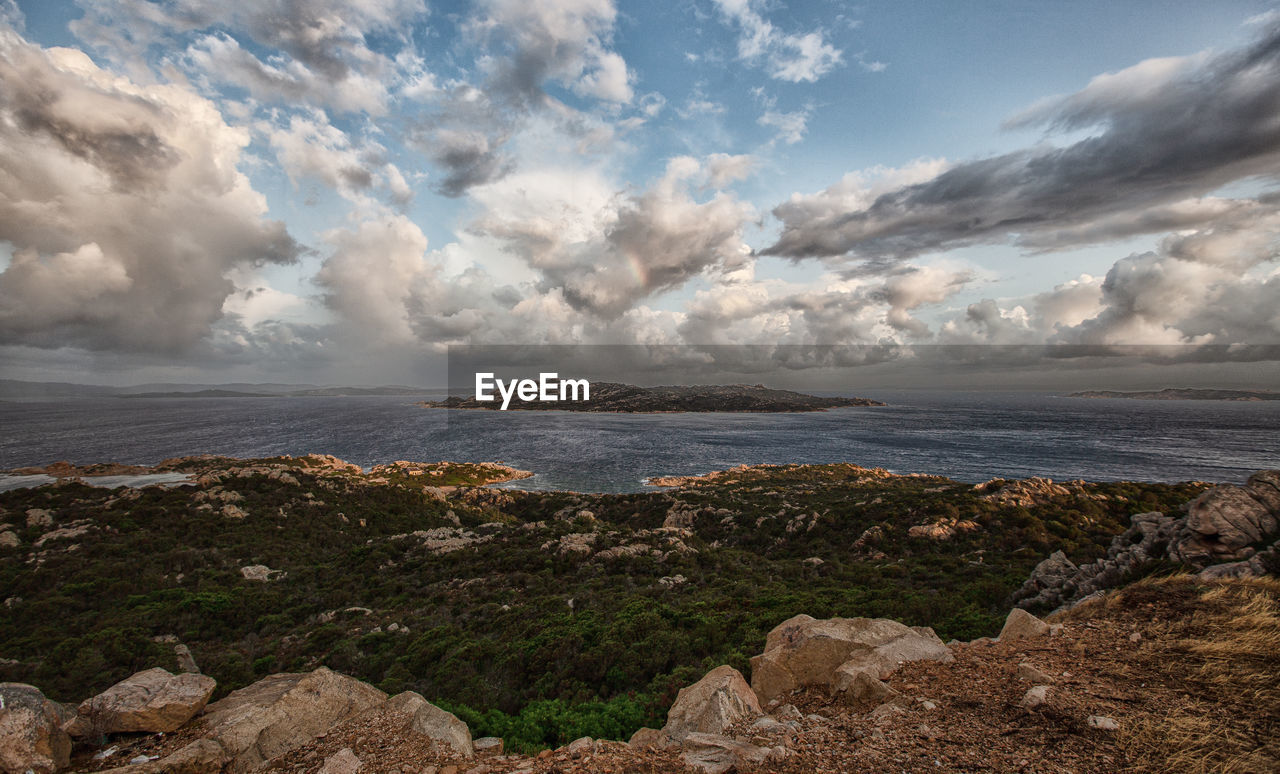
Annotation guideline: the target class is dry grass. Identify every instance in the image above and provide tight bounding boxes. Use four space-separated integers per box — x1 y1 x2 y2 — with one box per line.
1066 575 1280 773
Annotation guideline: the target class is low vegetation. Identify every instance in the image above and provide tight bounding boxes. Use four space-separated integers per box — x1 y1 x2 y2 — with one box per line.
0 458 1208 751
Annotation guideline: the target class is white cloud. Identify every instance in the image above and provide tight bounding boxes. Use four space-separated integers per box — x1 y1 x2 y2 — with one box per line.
268 110 411 205
758 108 809 145
712 0 843 83
0 29 297 353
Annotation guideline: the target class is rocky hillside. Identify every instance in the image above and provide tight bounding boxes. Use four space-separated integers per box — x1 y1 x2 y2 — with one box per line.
1013 470 1280 612
3 458 1277 771
422 383 884 411
3 574 1275 773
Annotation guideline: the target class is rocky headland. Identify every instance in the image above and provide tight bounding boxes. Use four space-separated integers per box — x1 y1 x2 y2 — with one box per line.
421 383 884 412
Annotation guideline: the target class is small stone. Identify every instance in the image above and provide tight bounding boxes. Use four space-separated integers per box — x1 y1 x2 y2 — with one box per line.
868 703 905 725
1020 685 1052 710
774 703 802 721
1016 662 1054 683
1129 632 1142 642
1088 715 1120 731
318 748 362 774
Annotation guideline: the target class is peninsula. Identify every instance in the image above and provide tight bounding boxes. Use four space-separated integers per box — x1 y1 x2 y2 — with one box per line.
1068 388 1280 401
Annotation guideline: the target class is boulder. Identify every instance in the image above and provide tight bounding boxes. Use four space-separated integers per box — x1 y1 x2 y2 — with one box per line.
833 669 898 703
1245 471 1280 512
662 665 762 741
71 668 215 735
472 736 503 756
0 683 71 774
382 692 473 757
679 732 770 774
95 739 227 774
999 608 1049 641
239 564 284 582
1021 551 1078 594
174 644 201 675
318 748 362 774
749 615 952 702
1173 483 1277 564
838 625 953 679
627 727 668 750
200 667 387 773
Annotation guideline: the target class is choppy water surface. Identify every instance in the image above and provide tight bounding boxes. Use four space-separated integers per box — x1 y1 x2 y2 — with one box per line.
1 391 1277 492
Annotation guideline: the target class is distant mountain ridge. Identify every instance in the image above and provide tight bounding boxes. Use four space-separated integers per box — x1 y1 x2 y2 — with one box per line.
1069 388 1280 401
0 379 434 399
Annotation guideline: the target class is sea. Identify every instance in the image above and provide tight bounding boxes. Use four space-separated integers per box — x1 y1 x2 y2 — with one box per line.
1 391 1277 492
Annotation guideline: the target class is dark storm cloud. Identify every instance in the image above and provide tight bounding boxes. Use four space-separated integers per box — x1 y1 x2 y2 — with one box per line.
764 24 1280 261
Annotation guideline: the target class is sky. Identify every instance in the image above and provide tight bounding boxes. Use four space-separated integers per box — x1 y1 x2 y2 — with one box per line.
1 0 1279 388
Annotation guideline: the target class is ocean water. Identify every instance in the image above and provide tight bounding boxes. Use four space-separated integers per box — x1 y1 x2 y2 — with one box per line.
1 391 1277 492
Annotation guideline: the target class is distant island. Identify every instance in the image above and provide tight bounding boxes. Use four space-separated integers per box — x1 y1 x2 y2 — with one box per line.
421 382 885 412
1068 388 1280 401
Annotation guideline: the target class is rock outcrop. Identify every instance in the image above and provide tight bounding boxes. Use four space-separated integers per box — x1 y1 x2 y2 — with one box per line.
0 683 71 774
1171 471 1280 565
69 668 215 735
199 667 387 773
661 665 761 742
749 615 952 703
1012 472 1280 611
381 692 473 757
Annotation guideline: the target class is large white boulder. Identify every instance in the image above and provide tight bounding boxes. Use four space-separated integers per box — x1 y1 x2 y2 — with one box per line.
749 615 952 702
200 667 386 773
71 668 215 735
661 665 762 742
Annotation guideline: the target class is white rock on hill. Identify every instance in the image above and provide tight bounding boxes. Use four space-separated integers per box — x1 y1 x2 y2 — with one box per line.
661 665 762 743
199 667 387 773
749 615 953 703
69 668 215 736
